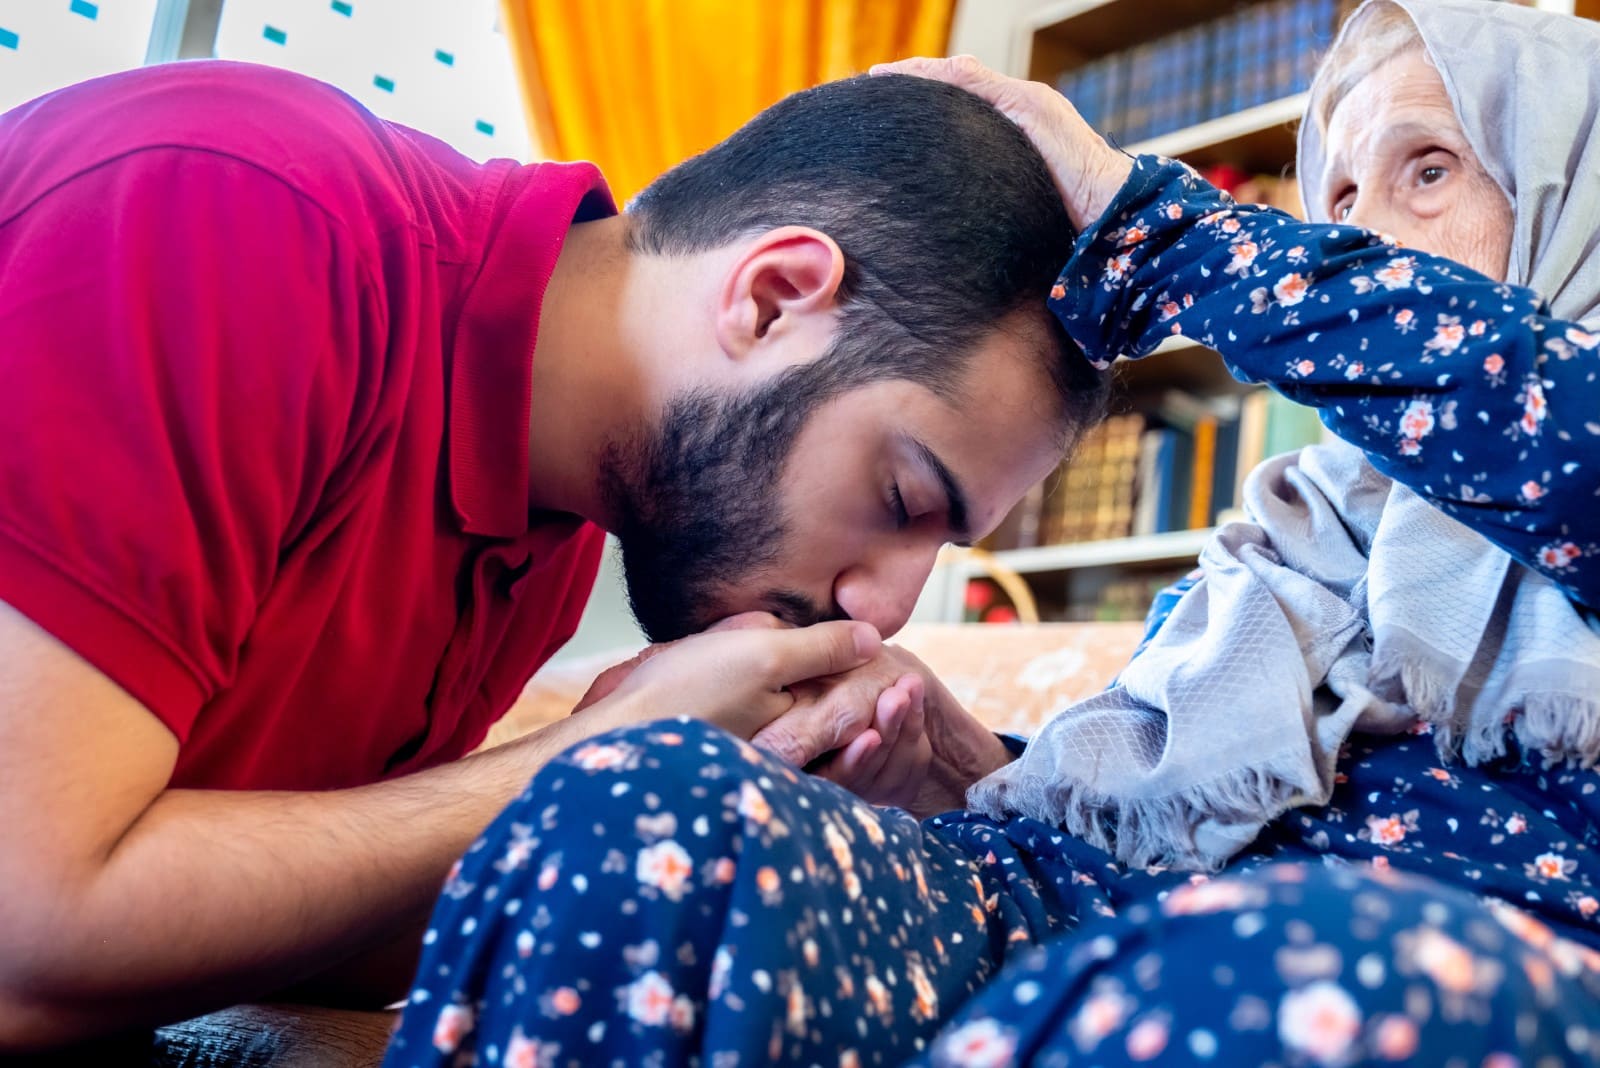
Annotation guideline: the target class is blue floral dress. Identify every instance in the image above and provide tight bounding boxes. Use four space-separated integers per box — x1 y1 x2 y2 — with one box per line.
383 160 1600 1068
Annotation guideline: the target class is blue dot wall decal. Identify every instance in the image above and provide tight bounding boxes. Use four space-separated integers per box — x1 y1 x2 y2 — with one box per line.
331 0 353 14
373 74 395 93
263 24 287 45
70 0 100 19
474 119 495 136
434 48 455 66
0 26 17 49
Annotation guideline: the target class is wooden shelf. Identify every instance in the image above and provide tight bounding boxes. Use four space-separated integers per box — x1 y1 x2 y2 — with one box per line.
1020 0 1275 80
984 528 1215 575
932 530 1214 622
1113 337 1254 398
1126 92 1308 174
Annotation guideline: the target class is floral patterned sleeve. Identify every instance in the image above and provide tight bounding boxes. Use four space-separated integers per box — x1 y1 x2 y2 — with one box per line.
1049 154 1600 608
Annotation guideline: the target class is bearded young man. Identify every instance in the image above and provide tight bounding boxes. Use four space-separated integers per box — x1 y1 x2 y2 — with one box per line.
0 61 1102 1047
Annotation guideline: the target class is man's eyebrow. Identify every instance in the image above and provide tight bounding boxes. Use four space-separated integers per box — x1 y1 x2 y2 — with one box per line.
911 439 972 545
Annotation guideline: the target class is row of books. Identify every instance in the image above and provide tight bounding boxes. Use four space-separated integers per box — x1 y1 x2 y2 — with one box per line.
1055 0 1347 148
985 385 1327 553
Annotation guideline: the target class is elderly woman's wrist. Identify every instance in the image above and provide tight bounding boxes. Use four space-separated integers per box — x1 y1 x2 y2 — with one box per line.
1066 148 1135 233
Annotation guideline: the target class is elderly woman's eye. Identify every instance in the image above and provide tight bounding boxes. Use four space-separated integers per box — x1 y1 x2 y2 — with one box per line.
1419 165 1448 185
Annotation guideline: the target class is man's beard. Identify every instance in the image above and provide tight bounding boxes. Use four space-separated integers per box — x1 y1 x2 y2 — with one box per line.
600 376 836 643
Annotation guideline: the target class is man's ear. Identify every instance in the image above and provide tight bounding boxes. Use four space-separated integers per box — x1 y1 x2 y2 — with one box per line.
714 226 845 364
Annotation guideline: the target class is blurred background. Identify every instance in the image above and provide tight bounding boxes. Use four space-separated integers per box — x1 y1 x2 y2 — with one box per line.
2 0 1584 651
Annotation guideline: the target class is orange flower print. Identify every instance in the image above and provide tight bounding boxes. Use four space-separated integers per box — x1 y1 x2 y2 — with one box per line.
737 781 772 825
1220 216 1242 234
1277 981 1361 1064
1343 360 1365 380
864 974 892 1019
670 995 696 1034
1394 308 1416 332
1528 851 1577 882
1571 892 1598 920
1050 283 1066 300
1363 812 1414 847
1294 358 1317 377
935 1018 1018 1068
1273 272 1309 305
840 1051 861 1068
570 741 638 771
1537 541 1581 571
432 1003 475 1054
1399 399 1436 441
1225 239 1259 276
909 959 939 1021
1374 256 1415 289
1504 813 1528 835
1119 225 1147 246
851 805 886 845
1566 326 1600 349
1070 988 1134 1052
1425 315 1466 355
1125 1015 1170 1061
536 858 560 892
1483 353 1505 374
626 971 676 1026
1406 928 1480 994
1165 202 1184 220
505 1028 557 1068
546 986 581 1016
1520 480 1547 503
636 840 694 899
1468 319 1486 336
1159 300 1183 321
1372 1015 1419 1060
786 983 809 1036
1162 879 1266 917
756 865 783 903
1103 252 1134 283
1488 900 1557 951
1519 379 1548 436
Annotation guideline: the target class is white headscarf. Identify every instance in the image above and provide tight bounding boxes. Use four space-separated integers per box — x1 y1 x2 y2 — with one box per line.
1298 0 1600 323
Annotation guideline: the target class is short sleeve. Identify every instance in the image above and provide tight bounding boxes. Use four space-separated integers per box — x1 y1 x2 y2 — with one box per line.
0 148 375 739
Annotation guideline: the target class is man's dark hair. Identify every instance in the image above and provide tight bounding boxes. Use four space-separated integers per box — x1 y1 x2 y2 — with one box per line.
627 73 1106 431
609 75 1111 642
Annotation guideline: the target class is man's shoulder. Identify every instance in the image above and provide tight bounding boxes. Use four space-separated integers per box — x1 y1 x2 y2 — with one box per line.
0 61 448 237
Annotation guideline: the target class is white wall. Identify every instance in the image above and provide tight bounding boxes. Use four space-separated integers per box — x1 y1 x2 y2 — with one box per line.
1 0 536 163
215 0 534 161
0 0 160 111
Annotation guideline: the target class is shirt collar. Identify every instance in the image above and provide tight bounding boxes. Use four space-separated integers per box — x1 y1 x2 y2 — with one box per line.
447 160 615 538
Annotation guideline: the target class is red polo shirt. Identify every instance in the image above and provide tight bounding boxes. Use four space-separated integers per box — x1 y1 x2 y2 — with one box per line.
0 62 610 790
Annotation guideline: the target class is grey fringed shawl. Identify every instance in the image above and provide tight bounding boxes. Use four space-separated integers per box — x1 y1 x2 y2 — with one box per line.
967 0 1600 871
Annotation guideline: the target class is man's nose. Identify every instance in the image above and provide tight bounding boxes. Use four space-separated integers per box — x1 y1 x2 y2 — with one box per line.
832 541 942 638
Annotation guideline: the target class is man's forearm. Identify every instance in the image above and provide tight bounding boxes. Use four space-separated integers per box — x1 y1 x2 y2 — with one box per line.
2 710 605 1047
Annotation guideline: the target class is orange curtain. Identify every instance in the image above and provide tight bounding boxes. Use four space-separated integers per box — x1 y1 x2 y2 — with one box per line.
499 0 955 203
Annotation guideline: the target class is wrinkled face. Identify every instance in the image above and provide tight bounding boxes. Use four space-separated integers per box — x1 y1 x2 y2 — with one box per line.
1322 48 1513 280
604 320 1068 642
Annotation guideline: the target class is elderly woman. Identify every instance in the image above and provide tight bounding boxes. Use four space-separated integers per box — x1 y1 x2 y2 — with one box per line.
383 3 1600 1066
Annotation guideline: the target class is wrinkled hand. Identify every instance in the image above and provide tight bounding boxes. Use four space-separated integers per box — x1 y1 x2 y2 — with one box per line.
754 645 1016 819
593 617 881 742
571 612 783 714
871 55 1134 232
